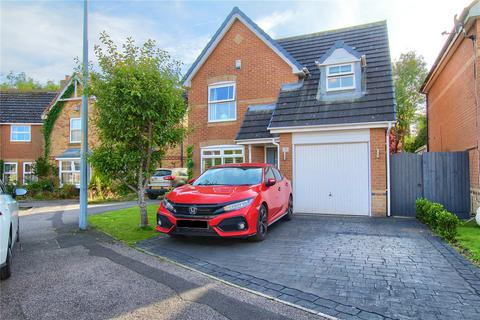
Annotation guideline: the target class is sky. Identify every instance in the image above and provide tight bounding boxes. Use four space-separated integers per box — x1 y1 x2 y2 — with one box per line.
0 0 472 84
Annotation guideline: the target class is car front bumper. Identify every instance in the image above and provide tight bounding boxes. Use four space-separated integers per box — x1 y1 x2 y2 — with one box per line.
155 203 258 238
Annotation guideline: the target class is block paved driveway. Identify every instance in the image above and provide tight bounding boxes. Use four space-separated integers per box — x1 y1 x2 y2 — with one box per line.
138 214 480 320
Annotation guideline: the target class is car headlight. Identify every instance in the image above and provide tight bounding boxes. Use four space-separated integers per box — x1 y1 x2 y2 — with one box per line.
163 199 176 213
222 198 254 212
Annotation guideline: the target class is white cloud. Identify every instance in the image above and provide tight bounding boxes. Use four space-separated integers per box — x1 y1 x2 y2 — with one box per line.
256 11 294 37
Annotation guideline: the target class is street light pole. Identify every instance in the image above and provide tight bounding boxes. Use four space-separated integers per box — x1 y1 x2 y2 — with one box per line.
79 0 89 230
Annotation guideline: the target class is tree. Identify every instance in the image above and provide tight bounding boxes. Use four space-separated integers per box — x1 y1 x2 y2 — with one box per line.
404 114 427 153
392 52 428 153
89 32 187 227
0 72 59 91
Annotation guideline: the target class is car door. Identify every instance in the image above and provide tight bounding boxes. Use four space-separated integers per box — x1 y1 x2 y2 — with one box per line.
272 167 288 214
0 181 17 262
263 167 281 220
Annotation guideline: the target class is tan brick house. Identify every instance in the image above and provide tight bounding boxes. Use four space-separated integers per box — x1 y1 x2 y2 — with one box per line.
421 0 480 214
183 7 396 216
0 91 58 184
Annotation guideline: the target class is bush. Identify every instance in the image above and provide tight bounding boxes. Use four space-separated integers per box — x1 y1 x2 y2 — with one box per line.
415 198 460 241
58 184 79 199
27 179 55 193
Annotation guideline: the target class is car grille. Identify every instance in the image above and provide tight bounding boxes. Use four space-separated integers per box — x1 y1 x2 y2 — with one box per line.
172 203 225 217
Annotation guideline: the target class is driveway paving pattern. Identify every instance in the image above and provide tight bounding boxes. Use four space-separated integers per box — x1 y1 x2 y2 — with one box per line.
138 214 480 320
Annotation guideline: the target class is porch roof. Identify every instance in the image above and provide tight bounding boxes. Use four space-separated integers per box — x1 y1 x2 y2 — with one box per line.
236 104 278 141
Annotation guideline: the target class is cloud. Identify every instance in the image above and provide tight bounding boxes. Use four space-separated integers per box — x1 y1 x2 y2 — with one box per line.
256 10 294 37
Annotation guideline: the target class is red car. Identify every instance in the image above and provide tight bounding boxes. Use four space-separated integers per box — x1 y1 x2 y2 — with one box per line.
156 163 293 241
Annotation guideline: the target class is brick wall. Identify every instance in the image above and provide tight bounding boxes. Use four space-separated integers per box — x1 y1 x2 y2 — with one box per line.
49 99 99 160
0 124 44 184
186 19 298 176
427 19 480 213
370 128 387 216
278 133 292 180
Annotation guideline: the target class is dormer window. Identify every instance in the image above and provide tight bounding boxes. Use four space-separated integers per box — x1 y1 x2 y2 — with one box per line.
326 63 355 91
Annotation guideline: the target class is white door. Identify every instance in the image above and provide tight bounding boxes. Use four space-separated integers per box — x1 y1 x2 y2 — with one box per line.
294 142 369 215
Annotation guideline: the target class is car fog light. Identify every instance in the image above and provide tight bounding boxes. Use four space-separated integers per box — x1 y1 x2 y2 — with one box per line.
238 222 246 230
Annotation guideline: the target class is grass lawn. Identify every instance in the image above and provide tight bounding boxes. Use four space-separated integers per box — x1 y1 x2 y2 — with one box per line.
88 204 161 245
456 220 480 264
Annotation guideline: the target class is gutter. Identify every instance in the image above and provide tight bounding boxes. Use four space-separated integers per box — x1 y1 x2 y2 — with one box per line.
386 122 393 217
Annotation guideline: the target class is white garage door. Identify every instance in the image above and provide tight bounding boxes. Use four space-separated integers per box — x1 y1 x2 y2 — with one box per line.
294 142 370 215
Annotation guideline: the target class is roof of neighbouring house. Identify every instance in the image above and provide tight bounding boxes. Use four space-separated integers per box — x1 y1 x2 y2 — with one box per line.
182 7 304 87
236 104 278 141
268 21 396 128
0 91 59 124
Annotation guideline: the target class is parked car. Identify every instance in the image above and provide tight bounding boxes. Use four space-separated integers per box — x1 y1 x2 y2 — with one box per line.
146 168 188 200
156 163 293 241
0 180 26 280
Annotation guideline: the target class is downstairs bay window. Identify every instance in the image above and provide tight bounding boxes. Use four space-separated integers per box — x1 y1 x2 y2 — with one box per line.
201 146 244 172
59 160 80 186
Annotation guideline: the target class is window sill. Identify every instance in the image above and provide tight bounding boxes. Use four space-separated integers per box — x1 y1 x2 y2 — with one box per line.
207 119 237 125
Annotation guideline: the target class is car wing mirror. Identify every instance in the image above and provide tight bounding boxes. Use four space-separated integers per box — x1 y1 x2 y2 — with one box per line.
14 188 27 197
265 178 277 187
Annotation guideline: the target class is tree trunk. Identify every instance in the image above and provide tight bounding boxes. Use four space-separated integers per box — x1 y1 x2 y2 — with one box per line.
138 166 148 228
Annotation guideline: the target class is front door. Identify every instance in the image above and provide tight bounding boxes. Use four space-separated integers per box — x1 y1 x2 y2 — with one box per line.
266 147 278 167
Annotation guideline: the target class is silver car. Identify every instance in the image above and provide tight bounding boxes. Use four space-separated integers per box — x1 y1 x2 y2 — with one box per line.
146 168 188 200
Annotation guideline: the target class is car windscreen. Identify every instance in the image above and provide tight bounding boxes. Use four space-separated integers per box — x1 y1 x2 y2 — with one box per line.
153 169 172 177
193 167 262 186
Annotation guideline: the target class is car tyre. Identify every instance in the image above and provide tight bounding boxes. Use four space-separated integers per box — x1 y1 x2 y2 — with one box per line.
283 195 294 221
147 194 158 200
0 232 12 280
251 204 268 242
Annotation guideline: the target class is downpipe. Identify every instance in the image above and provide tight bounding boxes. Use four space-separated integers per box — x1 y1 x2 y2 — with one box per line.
272 138 280 169
386 122 392 217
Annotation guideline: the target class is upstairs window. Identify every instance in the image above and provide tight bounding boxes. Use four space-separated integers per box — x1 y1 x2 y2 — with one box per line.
208 83 236 122
11 125 31 142
326 63 355 92
70 118 81 143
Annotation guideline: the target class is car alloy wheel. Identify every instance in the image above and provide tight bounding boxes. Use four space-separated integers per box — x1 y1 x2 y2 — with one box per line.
251 205 268 242
284 196 294 221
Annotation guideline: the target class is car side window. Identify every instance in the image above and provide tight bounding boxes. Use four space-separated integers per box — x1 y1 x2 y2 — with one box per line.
272 168 283 181
264 168 275 182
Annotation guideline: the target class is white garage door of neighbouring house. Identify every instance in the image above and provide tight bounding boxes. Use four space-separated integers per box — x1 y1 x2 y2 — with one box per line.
294 139 370 216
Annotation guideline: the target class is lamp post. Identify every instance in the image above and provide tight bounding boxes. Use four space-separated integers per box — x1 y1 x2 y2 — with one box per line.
79 0 89 230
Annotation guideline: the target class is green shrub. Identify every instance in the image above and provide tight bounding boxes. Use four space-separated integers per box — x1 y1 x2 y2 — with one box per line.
27 179 55 193
415 198 460 242
58 184 79 199
435 210 460 241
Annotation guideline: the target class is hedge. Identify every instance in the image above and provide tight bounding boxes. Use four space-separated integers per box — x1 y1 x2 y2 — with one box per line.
416 198 460 241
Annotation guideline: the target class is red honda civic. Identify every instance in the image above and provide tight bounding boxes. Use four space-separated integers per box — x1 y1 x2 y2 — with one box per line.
156 163 293 241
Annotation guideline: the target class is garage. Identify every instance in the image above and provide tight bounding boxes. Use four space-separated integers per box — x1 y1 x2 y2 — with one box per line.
293 130 370 215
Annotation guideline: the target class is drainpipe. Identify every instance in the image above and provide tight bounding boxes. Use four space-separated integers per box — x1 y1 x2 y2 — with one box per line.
272 138 280 169
386 122 393 217
248 144 252 163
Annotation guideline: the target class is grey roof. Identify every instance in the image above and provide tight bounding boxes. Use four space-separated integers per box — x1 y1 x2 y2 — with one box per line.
182 7 303 85
236 104 278 140
0 91 58 123
270 21 396 128
56 148 80 159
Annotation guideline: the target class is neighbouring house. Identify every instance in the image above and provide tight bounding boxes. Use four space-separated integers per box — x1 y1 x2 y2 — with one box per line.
43 75 186 187
0 91 58 185
183 7 396 216
421 0 480 214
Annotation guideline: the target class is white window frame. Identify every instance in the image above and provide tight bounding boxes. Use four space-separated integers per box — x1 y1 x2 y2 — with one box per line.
326 63 355 92
59 159 81 187
10 125 31 142
70 118 81 143
208 82 237 123
3 162 18 184
23 162 36 185
200 145 244 173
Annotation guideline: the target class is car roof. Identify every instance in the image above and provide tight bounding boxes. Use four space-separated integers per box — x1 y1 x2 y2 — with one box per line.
211 163 272 169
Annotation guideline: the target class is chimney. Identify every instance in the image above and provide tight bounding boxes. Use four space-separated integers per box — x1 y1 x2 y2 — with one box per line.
60 75 71 87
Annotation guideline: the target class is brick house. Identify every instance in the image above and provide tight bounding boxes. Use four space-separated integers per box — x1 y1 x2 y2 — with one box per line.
421 0 480 214
0 91 58 184
43 76 185 186
184 7 396 216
